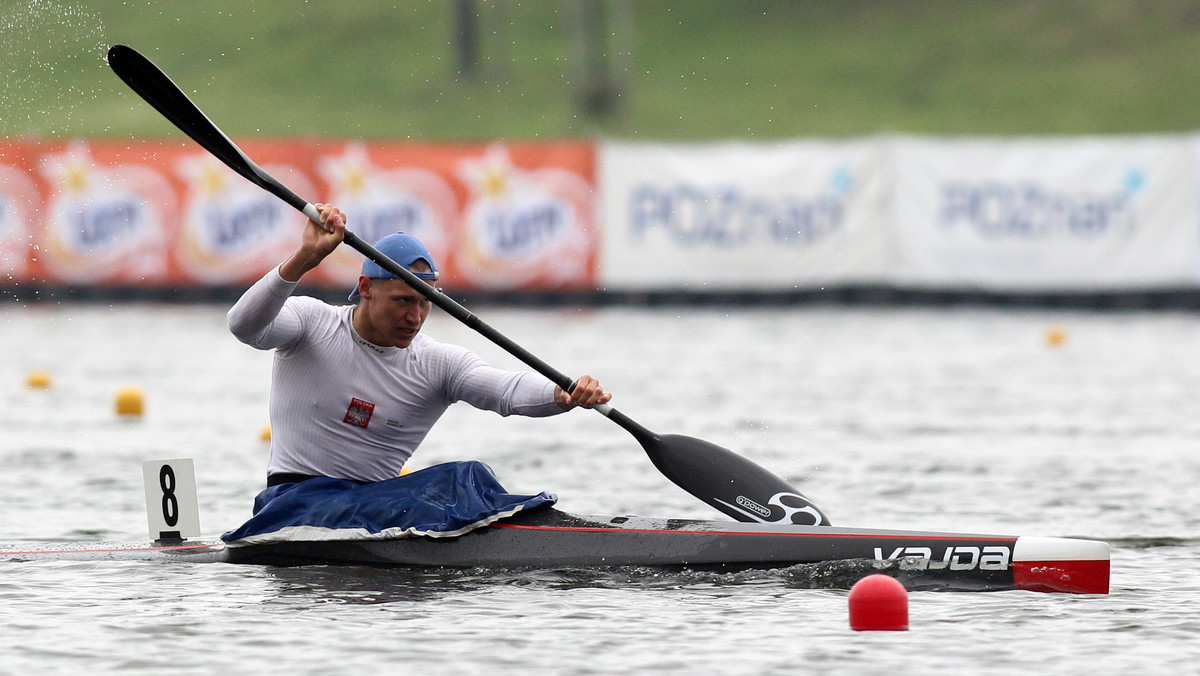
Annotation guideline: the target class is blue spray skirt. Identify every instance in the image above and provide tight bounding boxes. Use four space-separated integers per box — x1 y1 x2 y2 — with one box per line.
222 461 556 546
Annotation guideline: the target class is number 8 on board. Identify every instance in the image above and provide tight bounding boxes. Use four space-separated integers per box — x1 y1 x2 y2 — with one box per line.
142 458 202 542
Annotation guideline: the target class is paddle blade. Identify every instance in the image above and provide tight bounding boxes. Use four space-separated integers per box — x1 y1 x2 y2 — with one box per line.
645 434 830 526
106 44 308 213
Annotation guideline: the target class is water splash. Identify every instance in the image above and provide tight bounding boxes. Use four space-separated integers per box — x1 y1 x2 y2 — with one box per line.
0 0 107 136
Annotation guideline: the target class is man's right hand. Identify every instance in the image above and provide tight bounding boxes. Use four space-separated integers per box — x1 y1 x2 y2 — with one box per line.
280 203 347 282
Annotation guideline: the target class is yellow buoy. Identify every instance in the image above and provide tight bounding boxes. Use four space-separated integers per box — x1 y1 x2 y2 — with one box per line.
115 386 145 417
1044 326 1068 347
259 423 272 442
25 369 53 389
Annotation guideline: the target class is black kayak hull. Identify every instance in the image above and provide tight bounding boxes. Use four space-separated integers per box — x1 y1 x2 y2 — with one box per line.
223 508 1109 594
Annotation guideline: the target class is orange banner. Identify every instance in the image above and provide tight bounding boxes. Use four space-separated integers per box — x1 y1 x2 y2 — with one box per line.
0 139 597 291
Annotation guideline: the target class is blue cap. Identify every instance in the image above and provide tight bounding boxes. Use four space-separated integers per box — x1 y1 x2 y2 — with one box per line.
348 232 440 301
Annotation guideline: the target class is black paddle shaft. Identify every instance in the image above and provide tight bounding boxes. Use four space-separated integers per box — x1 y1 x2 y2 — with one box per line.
106 44 830 526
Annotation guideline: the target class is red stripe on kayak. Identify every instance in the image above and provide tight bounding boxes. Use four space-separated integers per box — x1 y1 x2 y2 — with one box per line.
492 523 1016 542
1013 559 1110 594
1 543 223 556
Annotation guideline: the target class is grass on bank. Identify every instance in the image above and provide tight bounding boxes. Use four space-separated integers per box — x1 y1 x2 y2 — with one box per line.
3 0 1200 141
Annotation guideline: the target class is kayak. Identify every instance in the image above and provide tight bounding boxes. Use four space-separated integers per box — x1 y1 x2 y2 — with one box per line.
221 506 1109 594
1 507 1108 594
199 463 1106 593
36 459 1093 594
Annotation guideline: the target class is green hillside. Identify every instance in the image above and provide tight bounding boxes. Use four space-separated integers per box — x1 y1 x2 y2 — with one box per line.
4 0 1200 141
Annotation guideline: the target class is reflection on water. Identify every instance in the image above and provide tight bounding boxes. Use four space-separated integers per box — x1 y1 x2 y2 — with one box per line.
263 566 476 605
257 557 1006 607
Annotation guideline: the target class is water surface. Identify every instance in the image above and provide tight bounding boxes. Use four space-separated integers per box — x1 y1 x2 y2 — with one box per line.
2 303 1197 674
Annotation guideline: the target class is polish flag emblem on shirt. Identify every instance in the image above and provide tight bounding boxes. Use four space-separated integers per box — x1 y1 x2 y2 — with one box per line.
344 398 375 428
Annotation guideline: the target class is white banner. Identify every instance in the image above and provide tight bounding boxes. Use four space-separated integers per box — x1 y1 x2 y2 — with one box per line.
890 135 1200 290
599 141 889 289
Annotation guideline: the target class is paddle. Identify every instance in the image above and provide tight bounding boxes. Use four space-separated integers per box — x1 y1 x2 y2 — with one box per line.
106 44 830 526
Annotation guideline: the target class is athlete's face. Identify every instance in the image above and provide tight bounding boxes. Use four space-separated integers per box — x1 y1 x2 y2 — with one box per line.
353 269 433 348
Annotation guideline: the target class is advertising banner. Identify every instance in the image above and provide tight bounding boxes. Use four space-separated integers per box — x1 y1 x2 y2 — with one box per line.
0 139 597 292
890 135 1200 290
307 141 597 292
5 136 1200 295
598 140 889 290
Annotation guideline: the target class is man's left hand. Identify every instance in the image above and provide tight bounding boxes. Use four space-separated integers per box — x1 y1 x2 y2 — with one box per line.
555 375 611 410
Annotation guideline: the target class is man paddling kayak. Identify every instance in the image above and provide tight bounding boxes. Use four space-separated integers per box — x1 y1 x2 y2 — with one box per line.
227 203 611 487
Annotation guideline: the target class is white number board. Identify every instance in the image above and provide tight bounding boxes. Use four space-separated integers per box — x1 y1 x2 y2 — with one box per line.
142 458 202 540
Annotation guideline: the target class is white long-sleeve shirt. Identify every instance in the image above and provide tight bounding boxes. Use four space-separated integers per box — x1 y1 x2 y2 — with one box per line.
227 266 563 482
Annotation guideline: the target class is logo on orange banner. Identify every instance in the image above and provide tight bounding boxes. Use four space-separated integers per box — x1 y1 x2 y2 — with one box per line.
37 142 174 284
0 158 40 282
314 143 457 289
455 144 595 289
176 153 316 283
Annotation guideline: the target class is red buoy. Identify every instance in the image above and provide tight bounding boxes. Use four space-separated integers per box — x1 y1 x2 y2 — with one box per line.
848 574 909 631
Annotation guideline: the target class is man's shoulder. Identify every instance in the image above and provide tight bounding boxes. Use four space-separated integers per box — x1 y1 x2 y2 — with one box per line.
409 332 445 357
285 295 353 339
287 294 345 310
410 333 480 367
287 295 352 319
